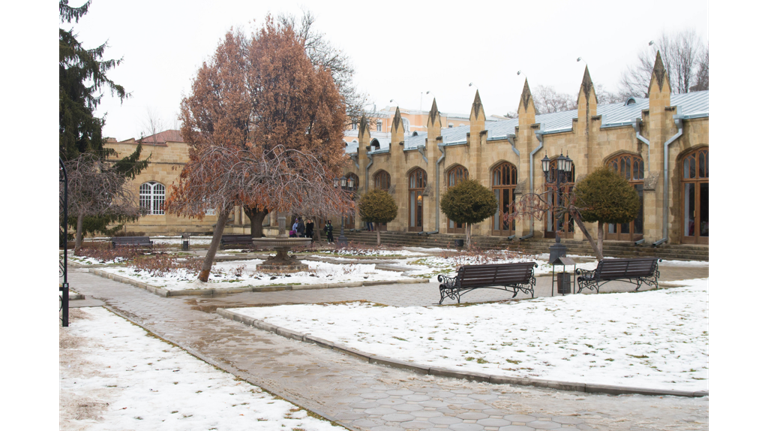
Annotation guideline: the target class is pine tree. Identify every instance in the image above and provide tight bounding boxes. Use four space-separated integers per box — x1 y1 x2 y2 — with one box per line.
59 0 149 238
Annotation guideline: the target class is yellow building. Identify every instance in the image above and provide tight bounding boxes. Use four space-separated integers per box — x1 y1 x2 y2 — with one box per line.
108 54 708 246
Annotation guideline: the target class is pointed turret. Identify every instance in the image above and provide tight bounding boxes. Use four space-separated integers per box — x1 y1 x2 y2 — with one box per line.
649 51 671 96
391 107 404 149
471 90 486 121
427 98 441 139
517 79 536 127
577 66 597 106
357 114 370 141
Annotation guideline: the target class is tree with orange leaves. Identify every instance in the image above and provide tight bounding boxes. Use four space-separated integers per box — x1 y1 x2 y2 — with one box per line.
167 18 349 281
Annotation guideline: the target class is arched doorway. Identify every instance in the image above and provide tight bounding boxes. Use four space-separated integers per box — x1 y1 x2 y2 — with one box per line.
447 165 469 233
373 170 391 231
606 154 644 241
408 168 427 232
545 160 575 239
680 147 709 244
491 163 517 236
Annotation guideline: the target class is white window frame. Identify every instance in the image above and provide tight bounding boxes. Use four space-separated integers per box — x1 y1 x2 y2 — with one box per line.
140 181 165 215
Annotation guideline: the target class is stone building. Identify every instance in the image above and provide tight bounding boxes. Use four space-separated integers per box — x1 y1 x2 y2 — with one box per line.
342 54 708 246
107 53 708 246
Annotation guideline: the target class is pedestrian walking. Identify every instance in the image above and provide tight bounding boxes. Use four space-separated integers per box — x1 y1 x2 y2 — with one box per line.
297 217 305 238
305 219 314 241
324 220 334 243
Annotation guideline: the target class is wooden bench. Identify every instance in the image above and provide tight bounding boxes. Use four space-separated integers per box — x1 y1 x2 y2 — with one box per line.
575 257 661 294
220 234 254 249
111 236 153 248
437 262 538 305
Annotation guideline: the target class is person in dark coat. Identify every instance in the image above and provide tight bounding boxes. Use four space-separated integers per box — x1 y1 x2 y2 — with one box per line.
297 217 305 237
324 220 334 243
305 219 315 240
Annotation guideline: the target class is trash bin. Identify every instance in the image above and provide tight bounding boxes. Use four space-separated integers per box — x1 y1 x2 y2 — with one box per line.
455 239 464 248
181 233 190 251
557 272 571 295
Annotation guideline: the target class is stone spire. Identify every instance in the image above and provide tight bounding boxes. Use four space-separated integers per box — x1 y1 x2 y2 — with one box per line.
648 51 670 95
427 98 441 138
471 90 485 121
391 106 404 148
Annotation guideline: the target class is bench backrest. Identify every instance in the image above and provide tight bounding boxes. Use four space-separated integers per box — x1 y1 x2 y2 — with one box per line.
594 258 659 280
112 236 152 245
456 262 537 288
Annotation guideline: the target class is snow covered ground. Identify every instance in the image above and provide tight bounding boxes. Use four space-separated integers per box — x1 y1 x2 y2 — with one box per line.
60 307 342 431
98 259 415 291
231 278 709 391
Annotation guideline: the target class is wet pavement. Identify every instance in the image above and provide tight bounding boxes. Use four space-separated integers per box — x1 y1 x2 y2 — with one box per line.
66 261 709 431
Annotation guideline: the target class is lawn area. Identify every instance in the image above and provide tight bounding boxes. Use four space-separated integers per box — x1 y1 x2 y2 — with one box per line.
229 278 709 391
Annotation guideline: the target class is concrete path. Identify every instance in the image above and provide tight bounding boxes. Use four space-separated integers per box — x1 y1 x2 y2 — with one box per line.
68 265 708 431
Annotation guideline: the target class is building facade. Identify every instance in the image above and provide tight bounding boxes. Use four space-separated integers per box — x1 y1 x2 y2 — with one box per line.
342 55 708 245
107 53 708 245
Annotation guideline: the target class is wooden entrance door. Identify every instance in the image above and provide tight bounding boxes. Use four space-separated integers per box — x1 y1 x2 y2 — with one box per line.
606 154 644 241
447 165 469 233
680 148 709 244
545 161 575 239
491 163 517 236
408 169 426 232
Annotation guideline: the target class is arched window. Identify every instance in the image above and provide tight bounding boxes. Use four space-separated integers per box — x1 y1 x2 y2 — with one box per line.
491 163 517 236
680 147 708 244
140 181 165 215
446 165 469 233
606 153 644 241
374 170 390 191
408 168 427 232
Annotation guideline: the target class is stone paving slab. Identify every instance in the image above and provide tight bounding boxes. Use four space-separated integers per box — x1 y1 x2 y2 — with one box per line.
66 268 709 430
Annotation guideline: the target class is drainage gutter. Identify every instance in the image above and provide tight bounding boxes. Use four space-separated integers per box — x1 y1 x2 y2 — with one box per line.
521 129 545 240
653 116 683 247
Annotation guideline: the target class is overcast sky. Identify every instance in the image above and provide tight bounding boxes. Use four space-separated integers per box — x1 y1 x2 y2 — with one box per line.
71 0 709 140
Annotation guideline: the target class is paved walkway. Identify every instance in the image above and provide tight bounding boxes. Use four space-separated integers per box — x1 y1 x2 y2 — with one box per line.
68 264 708 431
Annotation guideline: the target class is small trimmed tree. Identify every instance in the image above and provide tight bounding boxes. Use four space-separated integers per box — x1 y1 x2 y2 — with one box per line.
358 189 398 246
574 166 640 259
514 167 640 260
440 179 497 246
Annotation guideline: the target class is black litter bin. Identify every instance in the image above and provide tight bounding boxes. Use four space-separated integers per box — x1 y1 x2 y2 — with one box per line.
455 239 464 248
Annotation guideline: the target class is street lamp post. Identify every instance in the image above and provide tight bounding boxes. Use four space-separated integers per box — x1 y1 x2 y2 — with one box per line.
542 152 573 243
543 152 574 295
334 176 355 245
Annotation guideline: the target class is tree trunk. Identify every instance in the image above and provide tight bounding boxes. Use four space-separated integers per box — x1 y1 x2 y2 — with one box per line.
376 222 381 246
199 207 231 282
572 214 602 260
596 221 604 261
244 207 268 238
466 223 472 246
74 213 84 255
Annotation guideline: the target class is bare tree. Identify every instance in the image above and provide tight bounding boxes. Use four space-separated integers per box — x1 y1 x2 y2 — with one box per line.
691 46 709 91
138 107 167 144
532 85 577 114
64 153 140 254
165 145 351 281
618 30 708 97
277 10 368 126
531 83 623 115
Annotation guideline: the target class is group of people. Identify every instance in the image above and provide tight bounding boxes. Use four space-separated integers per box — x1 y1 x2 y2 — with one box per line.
290 217 336 243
